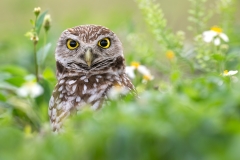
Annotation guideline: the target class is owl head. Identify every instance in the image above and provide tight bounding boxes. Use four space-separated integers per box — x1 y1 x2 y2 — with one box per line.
55 25 125 78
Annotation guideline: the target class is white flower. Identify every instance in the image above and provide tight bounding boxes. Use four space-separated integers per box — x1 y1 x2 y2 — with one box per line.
202 26 229 46
107 85 129 100
125 62 154 82
142 74 154 83
125 66 135 79
33 7 41 16
17 75 44 98
222 70 238 76
137 65 154 83
137 65 151 76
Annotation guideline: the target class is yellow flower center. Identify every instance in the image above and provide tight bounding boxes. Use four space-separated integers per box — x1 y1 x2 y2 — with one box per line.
113 83 123 89
26 81 36 87
166 50 175 60
224 70 229 75
211 26 222 33
131 61 140 68
143 75 152 81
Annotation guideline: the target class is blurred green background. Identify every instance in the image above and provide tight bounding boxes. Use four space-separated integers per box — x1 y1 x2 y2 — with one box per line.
0 0 240 70
1 0 239 68
1 0 240 159
1 0 143 68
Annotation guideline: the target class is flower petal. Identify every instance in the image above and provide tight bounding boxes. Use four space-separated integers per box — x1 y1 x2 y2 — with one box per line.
17 82 43 98
202 31 216 43
17 87 29 97
125 66 135 79
137 65 151 75
204 30 217 36
107 85 129 100
214 38 221 46
228 70 238 76
30 83 44 98
219 33 229 42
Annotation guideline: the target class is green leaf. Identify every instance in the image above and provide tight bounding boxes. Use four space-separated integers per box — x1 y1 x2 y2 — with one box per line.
30 19 34 26
0 72 12 81
24 31 33 39
212 54 225 61
0 65 28 77
0 93 6 102
37 43 52 65
170 70 181 83
0 82 17 91
5 77 25 87
43 67 55 80
35 10 48 34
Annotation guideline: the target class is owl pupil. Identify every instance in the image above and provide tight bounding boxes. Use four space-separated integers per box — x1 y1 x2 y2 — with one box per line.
70 40 77 47
100 40 108 47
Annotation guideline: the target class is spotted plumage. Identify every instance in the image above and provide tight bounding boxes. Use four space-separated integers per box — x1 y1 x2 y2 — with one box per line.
49 25 135 132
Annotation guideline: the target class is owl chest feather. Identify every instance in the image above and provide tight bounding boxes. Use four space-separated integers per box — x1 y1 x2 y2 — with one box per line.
53 74 111 108
49 73 133 126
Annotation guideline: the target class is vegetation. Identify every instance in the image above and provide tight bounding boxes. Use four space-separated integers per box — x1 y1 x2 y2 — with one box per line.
0 0 240 159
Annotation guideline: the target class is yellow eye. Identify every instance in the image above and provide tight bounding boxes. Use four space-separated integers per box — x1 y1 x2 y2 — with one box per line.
98 38 111 49
66 39 79 50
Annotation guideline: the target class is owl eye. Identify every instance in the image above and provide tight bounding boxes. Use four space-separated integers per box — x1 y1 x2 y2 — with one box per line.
98 38 111 49
66 39 79 50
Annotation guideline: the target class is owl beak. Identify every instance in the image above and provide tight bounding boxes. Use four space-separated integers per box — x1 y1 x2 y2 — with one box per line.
84 48 93 67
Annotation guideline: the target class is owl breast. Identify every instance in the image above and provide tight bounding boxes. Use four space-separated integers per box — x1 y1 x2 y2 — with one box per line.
49 72 134 131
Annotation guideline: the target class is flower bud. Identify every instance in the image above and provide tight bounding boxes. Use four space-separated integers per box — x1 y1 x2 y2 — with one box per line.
30 34 39 45
43 14 51 32
34 7 41 17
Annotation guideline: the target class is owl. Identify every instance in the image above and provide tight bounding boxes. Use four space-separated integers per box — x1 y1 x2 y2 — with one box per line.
49 25 136 132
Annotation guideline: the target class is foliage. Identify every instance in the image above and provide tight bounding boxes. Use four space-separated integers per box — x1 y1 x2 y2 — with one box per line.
25 8 51 82
1 0 240 159
135 0 184 53
188 0 213 35
1 75 240 160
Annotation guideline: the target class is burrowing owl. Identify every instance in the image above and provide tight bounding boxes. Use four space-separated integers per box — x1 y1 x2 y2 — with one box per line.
49 25 135 132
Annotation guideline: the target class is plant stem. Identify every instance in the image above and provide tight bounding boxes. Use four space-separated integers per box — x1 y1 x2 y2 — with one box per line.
33 15 39 82
44 30 47 46
34 43 39 82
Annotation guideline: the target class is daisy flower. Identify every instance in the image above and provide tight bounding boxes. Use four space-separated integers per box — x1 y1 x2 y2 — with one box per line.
202 26 229 46
125 61 154 82
125 66 136 79
222 70 238 76
17 75 44 98
166 50 175 60
107 85 129 100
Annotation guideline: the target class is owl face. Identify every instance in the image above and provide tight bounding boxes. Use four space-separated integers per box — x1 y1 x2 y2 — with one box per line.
55 25 124 74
